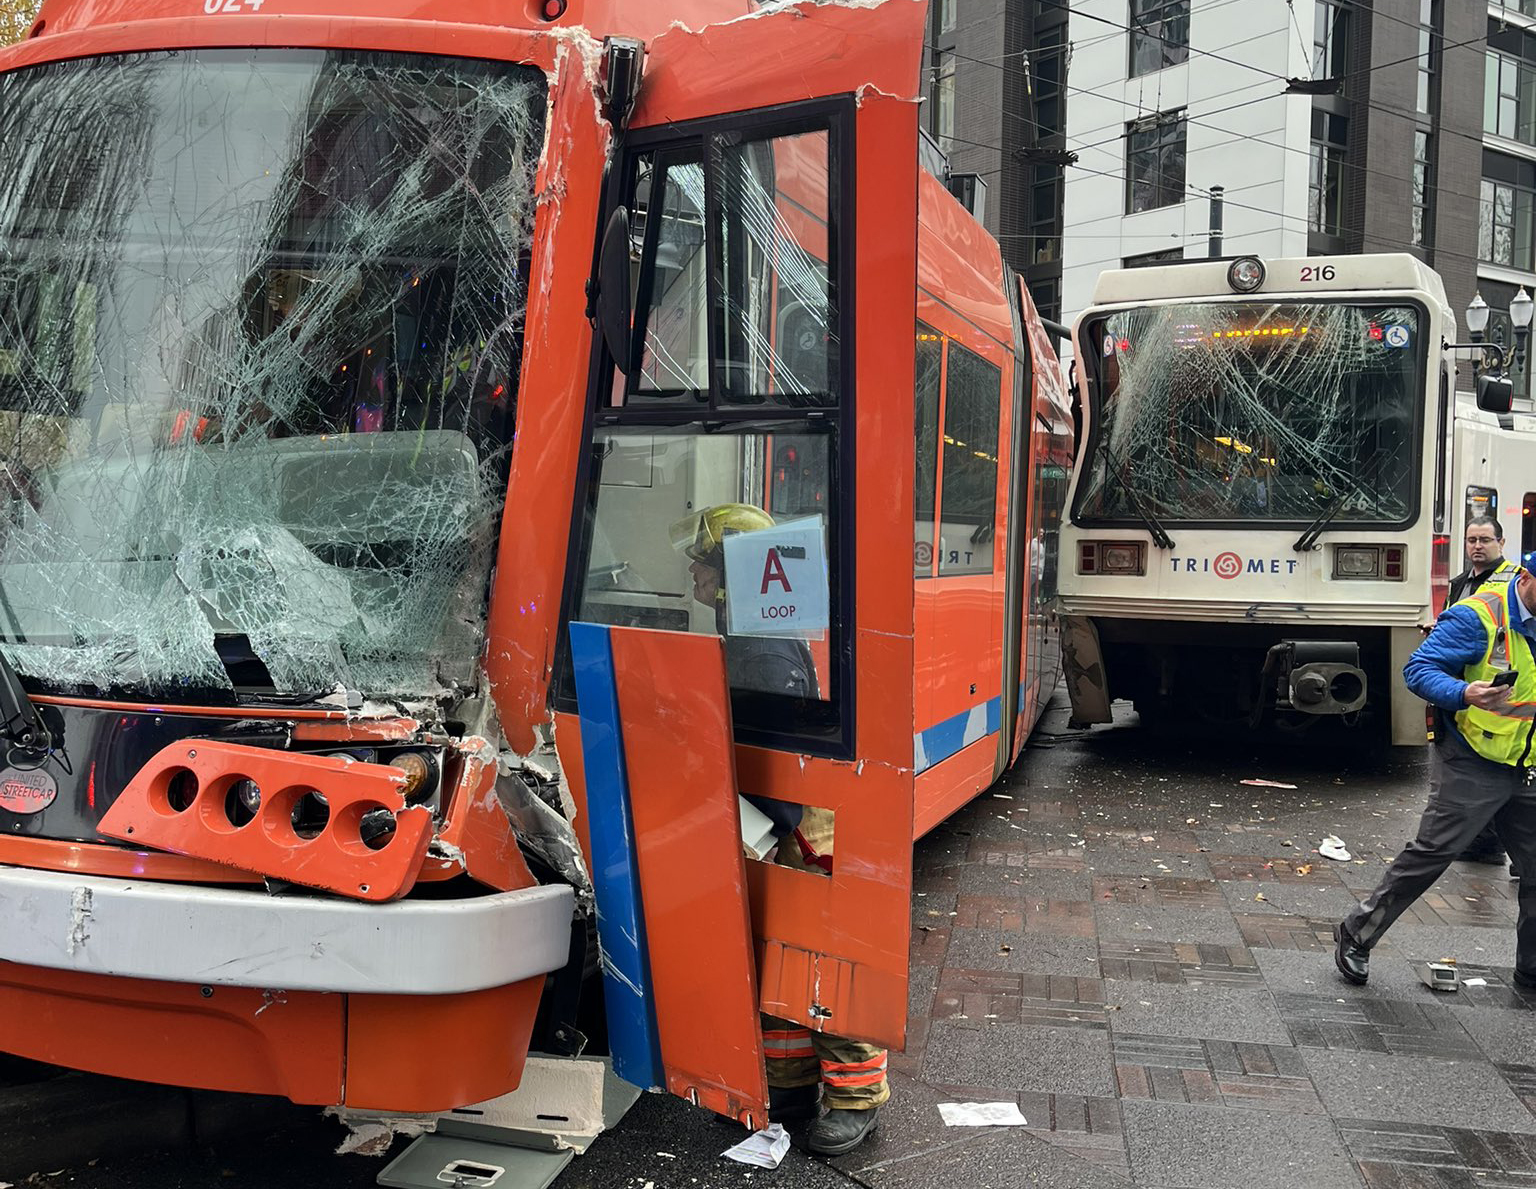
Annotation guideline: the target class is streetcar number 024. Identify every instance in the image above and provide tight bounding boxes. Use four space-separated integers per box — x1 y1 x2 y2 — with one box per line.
1299 265 1337 282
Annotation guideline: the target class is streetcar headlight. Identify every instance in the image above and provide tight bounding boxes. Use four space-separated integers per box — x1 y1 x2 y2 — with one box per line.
1333 545 1404 580
1079 540 1145 576
1227 256 1266 294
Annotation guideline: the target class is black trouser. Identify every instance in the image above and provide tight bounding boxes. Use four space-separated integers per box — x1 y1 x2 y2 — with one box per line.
1344 746 1536 974
1437 708 1508 859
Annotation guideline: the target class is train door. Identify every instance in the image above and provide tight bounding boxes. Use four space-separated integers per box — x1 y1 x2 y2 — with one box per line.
553 0 927 1111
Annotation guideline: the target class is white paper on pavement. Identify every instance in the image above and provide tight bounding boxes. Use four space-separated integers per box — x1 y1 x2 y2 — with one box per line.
938 1102 1029 1127
722 1124 791 1168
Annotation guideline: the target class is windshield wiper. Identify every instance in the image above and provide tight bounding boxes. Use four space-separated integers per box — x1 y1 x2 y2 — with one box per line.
0 648 50 752
1100 440 1175 549
1292 481 1355 553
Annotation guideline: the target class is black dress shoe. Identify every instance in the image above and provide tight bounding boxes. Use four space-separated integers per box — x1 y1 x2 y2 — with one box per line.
1334 923 1369 985
1460 849 1510 865
1513 969 1536 992
806 1106 879 1156
769 1083 821 1125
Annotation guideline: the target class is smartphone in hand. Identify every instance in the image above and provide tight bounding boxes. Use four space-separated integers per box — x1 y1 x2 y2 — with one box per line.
1493 670 1519 688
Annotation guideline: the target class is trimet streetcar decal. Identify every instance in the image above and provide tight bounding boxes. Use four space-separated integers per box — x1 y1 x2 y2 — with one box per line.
1172 552 1300 579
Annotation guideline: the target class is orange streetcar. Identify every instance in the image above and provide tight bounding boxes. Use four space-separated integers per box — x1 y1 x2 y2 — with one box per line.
0 0 1069 1123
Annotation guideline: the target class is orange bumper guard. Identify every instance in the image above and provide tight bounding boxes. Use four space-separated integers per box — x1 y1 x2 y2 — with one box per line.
97 740 432 902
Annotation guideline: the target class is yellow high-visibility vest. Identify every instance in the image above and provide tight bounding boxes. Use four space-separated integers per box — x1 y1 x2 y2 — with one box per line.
1455 585 1536 766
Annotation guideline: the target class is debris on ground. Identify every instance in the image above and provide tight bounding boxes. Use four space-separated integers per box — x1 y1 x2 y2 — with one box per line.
1319 835 1352 861
722 1124 790 1168
938 1102 1029 1127
1240 779 1299 789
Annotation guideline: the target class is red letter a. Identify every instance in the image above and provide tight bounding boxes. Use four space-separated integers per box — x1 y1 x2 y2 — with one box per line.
760 549 793 595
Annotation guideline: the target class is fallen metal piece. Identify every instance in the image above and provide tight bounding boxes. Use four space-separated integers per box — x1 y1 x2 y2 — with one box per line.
377 1139 569 1189
1418 961 1460 992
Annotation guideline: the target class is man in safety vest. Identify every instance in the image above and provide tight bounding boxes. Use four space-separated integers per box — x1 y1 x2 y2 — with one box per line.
1445 517 1523 867
1335 551 1536 986
674 503 889 1155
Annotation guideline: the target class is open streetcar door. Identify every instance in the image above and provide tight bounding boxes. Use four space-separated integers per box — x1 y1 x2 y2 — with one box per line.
555 0 926 1121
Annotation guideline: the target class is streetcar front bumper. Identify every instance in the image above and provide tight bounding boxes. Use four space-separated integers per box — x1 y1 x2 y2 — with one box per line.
0 864 574 994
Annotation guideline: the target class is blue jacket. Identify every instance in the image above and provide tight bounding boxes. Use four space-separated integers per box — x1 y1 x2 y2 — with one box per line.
1405 575 1536 711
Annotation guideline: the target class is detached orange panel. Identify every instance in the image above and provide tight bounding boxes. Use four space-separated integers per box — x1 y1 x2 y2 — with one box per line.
609 628 769 1127
98 741 432 902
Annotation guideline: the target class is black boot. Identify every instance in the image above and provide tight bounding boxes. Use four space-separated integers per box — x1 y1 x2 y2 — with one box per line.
1334 922 1369 985
806 1106 880 1156
1459 848 1509 865
768 1083 821 1125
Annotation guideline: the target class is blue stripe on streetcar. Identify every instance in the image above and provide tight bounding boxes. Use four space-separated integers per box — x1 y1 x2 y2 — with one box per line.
568 621 664 1092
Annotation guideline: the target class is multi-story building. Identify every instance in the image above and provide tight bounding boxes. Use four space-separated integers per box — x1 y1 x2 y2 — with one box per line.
934 0 1529 384
924 0 1070 323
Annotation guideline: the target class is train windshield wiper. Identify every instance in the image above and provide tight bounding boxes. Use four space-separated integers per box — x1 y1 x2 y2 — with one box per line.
1102 440 1175 549
1292 481 1356 553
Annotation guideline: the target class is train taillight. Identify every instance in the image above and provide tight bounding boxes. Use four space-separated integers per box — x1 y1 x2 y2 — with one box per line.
1079 540 1145 576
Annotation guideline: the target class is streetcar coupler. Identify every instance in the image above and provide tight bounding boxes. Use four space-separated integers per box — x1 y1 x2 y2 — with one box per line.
1256 640 1367 719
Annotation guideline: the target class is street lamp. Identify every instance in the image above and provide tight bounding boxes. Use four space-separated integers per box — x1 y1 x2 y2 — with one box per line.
1512 286 1534 369
1466 292 1490 342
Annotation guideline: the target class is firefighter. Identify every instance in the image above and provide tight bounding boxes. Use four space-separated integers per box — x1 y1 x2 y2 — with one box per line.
1336 551 1536 987
673 502 889 1155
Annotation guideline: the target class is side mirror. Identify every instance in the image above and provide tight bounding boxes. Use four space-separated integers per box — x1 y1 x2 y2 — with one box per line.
595 206 634 376
1477 371 1514 415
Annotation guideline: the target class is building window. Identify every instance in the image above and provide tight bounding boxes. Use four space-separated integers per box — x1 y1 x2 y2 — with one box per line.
1313 0 1348 79
1123 247 1184 267
1480 178 1536 271
1415 0 1438 117
937 0 957 34
1129 0 1189 78
1308 111 1347 236
1486 52 1536 146
1125 111 1186 214
1495 0 1536 18
1412 130 1434 249
932 50 955 154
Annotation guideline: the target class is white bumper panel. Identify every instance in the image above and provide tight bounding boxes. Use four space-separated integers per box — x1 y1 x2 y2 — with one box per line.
0 865 575 995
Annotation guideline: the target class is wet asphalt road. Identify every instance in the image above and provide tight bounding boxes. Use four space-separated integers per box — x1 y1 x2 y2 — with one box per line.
1 701 1445 1189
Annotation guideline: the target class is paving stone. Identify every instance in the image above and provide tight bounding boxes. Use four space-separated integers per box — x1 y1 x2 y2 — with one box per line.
921 1019 1117 1097
1102 981 1292 1044
1449 1004 1536 1066
1253 947 1434 1001
1100 940 1264 988
1220 879 1360 919
1112 1033 1326 1114
957 864 1092 901
944 925 1100 977
907 963 939 1017
840 1124 1131 1188
1339 1118 1536 1184
1379 923 1518 967
1276 992 1481 1060
1194 829 1299 857
1083 856 1214 887
1301 1048 1536 1133
1121 1099 1362 1188
1095 903 1245 946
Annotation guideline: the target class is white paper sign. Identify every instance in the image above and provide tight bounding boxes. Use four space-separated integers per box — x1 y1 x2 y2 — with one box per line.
938 1101 1029 1127
723 515 829 638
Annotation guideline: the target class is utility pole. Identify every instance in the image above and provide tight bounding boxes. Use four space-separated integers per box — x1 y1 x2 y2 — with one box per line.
1208 185 1225 259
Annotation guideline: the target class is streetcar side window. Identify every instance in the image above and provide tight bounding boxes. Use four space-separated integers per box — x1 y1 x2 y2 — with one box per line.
1467 485 1498 527
915 324 942 577
938 342 1001 576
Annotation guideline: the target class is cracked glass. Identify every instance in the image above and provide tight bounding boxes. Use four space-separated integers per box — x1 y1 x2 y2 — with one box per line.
1076 302 1421 525
0 49 546 699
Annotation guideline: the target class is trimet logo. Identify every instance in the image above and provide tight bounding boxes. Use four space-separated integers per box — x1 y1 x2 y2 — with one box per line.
1171 552 1300 579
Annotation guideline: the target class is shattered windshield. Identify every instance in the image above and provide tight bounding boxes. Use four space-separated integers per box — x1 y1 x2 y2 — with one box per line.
0 50 545 698
1075 302 1422 525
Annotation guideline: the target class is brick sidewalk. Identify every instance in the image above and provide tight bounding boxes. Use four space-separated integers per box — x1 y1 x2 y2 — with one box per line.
828 711 1536 1189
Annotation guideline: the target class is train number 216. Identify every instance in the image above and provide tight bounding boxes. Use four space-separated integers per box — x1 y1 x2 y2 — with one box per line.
1299 265 1337 282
